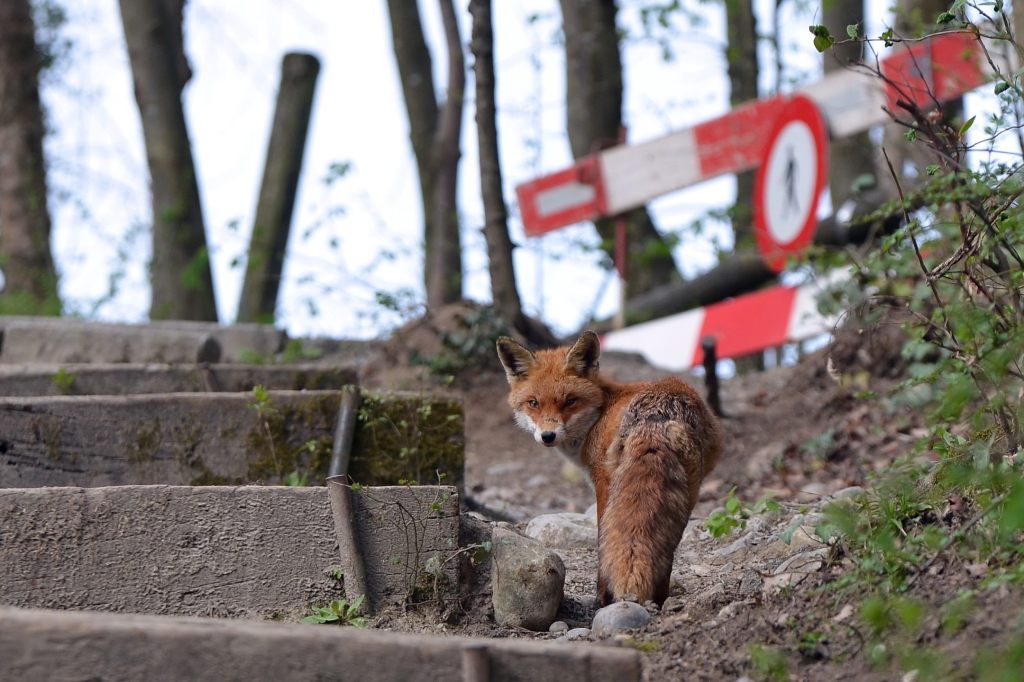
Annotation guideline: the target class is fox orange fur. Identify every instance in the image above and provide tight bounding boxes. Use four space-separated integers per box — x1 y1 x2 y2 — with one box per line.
496 330 723 606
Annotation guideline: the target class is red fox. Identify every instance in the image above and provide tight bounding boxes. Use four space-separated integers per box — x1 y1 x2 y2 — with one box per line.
497 330 723 606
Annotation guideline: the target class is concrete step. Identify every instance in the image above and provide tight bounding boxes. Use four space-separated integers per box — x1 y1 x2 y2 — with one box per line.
0 485 459 619
0 606 641 681
0 390 463 487
0 362 356 396
0 316 286 364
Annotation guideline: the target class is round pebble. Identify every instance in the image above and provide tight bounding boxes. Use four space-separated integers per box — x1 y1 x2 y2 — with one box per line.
548 620 569 634
591 601 651 638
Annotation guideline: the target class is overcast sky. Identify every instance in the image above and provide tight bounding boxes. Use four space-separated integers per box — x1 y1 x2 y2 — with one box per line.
42 0 905 338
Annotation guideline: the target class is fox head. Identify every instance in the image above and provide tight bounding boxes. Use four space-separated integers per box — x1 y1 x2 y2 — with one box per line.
495 331 605 451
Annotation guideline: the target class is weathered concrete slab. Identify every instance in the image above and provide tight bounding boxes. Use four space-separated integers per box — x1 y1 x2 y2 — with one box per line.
0 316 286 364
0 363 357 396
0 485 460 619
0 607 642 682
0 320 221 364
347 485 460 608
0 390 463 487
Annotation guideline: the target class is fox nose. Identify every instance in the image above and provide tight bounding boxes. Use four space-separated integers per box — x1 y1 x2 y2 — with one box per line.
541 431 556 444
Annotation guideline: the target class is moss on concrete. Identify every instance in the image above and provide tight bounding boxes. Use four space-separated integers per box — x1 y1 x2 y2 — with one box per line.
349 391 464 487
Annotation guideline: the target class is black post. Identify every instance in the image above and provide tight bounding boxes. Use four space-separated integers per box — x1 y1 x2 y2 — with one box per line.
701 336 723 417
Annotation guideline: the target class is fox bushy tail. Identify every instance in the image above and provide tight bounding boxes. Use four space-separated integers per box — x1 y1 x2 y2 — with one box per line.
599 420 707 605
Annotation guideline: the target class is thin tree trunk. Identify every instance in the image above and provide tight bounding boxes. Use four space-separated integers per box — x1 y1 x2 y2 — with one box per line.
823 0 875 208
0 0 59 312
559 0 679 299
237 52 320 324
118 0 218 321
468 0 522 327
385 0 464 311
724 0 759 250
427 0 464 307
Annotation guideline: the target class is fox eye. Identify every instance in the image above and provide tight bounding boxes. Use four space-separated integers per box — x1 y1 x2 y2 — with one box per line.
565 397 577 407
527 399 539 408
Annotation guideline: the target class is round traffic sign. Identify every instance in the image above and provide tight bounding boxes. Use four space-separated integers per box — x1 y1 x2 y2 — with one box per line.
753 95 828 272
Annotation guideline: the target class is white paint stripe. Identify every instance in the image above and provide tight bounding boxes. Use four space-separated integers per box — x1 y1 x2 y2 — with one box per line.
535 182 596 217
600 129 701 215
798 70 888 138
786 270 850 340
602 307 705 372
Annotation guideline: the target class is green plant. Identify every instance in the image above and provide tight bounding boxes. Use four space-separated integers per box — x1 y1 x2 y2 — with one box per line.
51 368 75 394
808 7 1024 675
748 644 789 682
705 489 780 539
300 595 367 627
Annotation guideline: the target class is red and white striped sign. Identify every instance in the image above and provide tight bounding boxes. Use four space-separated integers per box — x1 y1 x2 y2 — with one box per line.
517 33 989 234
600 273 845 371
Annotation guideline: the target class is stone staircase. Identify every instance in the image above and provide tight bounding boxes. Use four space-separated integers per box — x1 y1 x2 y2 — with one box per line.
0 318 639 681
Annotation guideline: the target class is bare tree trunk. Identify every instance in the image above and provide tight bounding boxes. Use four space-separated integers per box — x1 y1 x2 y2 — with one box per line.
385 0 464 310
0 0 59 312
468 0 521 326
559 0 679 299
428 0 464 307
724 0 760 250
118 0 218 321
823 0 875 208
237 52 320 324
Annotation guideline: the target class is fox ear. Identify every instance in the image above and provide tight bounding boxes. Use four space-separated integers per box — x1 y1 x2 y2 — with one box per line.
496 336 536 384
565 330 600 377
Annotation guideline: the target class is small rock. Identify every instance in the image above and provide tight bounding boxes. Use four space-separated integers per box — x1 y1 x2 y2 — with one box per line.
591 601 652 638
713 530 757 560
833 604 855 622
831 486 865 502
717 599 755 619
689 563 715 577
525 512 597 549
491 526 566 631
738 570 762 597
584 503 597 524
902 671 919 682
795 482 829 504
694 582 727 608
563 627 591 641
775 547 829 575
549 620 569 634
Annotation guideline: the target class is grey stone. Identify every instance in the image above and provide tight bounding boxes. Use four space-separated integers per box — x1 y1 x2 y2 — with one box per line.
491 527 566 631
549 620 569 634
0 607 641 682
0 389 463 488
831 486 866 501
591 601 651 638
0 363 357 396
525 512 597 549
563 627 591 641
0 320 221 365
0 317 287 364
0 485 457 619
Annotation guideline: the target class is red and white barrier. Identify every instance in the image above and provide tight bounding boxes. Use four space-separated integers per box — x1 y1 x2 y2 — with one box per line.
601 273 845 371
517 33 991 235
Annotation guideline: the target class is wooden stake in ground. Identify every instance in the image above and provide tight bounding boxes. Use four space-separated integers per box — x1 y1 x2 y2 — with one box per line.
237 52 320 324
